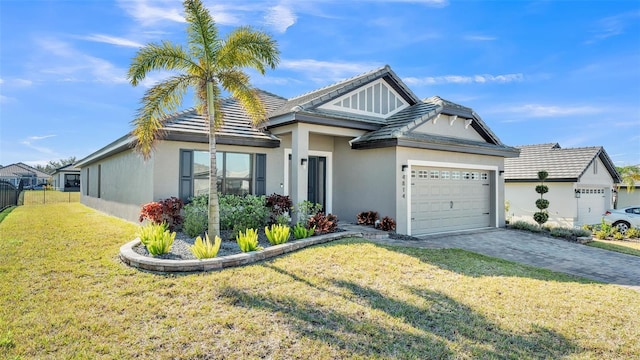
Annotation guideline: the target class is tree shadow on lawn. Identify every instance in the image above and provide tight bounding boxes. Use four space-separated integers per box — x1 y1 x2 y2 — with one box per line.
219 273 577 359
350 238 598 285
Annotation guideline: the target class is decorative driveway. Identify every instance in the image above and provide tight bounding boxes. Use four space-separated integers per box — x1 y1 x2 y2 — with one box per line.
370 228 640 292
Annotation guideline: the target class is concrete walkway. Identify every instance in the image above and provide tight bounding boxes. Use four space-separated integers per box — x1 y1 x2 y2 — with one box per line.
368 228 640 292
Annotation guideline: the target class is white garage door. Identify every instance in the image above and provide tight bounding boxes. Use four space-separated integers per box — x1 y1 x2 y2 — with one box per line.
411 166 491 235
577 188 607 226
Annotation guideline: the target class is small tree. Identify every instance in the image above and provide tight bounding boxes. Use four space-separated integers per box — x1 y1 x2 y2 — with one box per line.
533 170 549 225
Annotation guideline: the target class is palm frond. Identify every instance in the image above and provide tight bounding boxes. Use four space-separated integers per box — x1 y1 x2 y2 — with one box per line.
219 70 267 126
128 41 197 86
130 74 196 158
184 0 220 68
218 26 280 74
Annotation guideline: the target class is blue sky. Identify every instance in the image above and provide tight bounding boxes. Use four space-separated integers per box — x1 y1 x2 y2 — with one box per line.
1 0 639 167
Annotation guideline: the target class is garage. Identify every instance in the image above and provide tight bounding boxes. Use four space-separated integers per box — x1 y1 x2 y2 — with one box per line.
576 187 607 226
411 166 492 235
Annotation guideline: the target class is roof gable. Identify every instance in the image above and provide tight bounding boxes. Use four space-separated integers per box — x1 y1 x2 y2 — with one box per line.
268 65 420 121
504 143 621 182
317 78 410 119
0 163 50 178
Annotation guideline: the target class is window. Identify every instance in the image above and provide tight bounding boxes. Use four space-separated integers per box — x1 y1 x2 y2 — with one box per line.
430 170 439 179
64 174 80 187
463 172 471 180
471 172 479 180
481 173 488 180
418 170 428 179
180 150 265 201
85 168 90 196
452 171 460 180
411 170 416 178
441 171 450 180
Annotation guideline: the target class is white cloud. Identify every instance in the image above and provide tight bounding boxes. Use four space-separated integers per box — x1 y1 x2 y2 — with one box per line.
116 0 185 26
21 135 57 155
463 35 497 41
27 135 57 141
264 5 297 33
280 59 382 82
586 10 640 43
82 34 144 48
0 95 15 104
36 38 128 84
501 104 602 118
403 73 524 85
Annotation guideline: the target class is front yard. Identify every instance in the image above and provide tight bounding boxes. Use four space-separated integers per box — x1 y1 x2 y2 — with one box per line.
1 204 639 359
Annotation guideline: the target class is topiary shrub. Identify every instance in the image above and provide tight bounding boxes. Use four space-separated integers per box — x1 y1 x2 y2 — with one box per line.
533 170 550 226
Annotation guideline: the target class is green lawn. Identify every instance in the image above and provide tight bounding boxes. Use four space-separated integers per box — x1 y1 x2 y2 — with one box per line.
587 239 640 257
1 204 639 359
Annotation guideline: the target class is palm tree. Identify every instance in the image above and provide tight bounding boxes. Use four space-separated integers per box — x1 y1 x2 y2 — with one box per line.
127 0 279 236
617 165 640 193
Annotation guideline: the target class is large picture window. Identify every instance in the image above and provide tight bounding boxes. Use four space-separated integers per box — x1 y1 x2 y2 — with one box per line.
180 150 266 201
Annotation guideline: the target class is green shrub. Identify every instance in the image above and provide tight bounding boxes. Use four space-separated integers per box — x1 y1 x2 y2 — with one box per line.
582 224 594 232
510 221 543 233
550 227 573 239
295 200 323 222
188 193 209 206
182 203 208 237
265 224 290 245
220 194 268 235
236 228 262 252
599 219 613 236
293 223 315 239
535 185 549 194
594 230 609 240
189 233 221 259
274 213 291 226
137 222 175 256
572 228 592 238
612 231 625 240
533 212 549 225
626 227 640 238
535 199 549 210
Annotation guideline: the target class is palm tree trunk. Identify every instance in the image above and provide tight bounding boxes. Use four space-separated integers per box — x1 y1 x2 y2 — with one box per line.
207 81 221 237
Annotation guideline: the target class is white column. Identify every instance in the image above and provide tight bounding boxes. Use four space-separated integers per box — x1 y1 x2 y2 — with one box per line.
291 126 309 223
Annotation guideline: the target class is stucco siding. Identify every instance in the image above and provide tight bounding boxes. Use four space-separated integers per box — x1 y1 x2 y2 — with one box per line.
579 157 615 186
412 115 485 142
617 187 640 208
333 139 396 225
505 182 576 227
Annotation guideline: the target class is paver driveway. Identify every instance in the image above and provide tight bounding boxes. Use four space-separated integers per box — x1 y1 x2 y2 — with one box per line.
372 228 640 292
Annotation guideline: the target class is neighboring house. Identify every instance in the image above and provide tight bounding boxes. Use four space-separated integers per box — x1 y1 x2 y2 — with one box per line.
617 182 640 208
76 65 519 235
504 143 621 227
52 163 81 192
0 163 50 188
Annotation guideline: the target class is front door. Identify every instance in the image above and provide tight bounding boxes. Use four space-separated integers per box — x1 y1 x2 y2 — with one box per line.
307 156 326 211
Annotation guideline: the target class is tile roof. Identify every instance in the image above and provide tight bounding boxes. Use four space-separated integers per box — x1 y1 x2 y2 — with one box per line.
0 163 51 178
53 163 80 173
350 96 511 150
162 89 285 142
504 143 621 181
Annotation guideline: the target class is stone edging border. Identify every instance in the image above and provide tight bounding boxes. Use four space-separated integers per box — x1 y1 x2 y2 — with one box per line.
120 231 362 273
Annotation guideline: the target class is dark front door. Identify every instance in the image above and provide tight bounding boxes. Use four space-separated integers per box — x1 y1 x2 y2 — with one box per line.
307 156 326 211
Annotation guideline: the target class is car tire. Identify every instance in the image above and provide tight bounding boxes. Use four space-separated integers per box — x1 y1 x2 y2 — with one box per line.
613 221 630 234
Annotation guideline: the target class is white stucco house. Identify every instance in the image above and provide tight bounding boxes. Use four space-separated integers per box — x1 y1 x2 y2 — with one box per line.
51 163 81 192
76 65 519 235
504 143 621 227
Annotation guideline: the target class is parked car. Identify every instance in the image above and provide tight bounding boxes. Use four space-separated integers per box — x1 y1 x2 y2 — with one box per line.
24 184 45 190
603 206 640 233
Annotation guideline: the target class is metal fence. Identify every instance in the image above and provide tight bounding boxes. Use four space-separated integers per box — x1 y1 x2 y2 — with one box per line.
0 181 19 211
21 189 80 205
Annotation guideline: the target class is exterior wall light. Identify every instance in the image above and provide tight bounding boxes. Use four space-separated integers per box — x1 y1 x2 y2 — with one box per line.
301 158 307 168
574 189 581 198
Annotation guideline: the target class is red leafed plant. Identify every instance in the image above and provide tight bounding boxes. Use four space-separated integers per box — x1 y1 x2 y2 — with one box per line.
377 216 396 231
265 193 293 223
308 212 338 234
139 197 184 231
357 211 378 226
